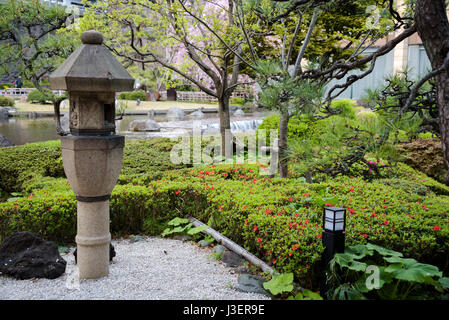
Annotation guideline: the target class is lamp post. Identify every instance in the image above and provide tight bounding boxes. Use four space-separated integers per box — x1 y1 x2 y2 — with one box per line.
321 206 346 296
49 30 134 279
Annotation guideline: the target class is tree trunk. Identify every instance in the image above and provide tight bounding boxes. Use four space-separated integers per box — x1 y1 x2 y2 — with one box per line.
218 95 232 158
415 0 449 184
279 112 289 178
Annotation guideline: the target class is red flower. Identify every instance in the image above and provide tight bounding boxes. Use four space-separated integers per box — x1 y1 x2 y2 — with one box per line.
433 225 441 231
272 259 276 264
362 234 368 238
325 203 334 207
175 190 181 195
244 219 248 223
292 245 298 250
219 206 223 210
371 212 376 217
288 197 293 201
264 210 272 214
257 238 262 242
254 225 258 231
384 220 389 226
242 206 248 209
349 208 355 214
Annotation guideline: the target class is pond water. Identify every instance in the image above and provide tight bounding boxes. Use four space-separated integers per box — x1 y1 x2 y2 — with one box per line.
0 111 270 146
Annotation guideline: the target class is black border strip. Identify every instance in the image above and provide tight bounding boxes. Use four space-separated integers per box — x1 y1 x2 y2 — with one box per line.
76 194 111 202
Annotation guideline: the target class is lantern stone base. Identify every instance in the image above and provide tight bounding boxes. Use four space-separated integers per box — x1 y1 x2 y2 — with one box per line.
61 135 124 279
76 200 111 279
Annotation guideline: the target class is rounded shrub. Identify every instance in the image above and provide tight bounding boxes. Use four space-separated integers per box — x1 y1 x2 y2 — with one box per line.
0 96 15 107
330 99 357 119
27 89 53 104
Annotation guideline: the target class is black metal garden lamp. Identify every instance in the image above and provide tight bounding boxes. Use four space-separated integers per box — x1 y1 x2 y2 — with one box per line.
320 206 346 296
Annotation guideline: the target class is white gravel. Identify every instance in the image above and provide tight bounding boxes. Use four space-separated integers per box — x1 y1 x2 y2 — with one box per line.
0 237 271 300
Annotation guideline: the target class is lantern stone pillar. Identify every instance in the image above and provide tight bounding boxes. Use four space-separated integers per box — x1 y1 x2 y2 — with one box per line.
49 30 134 279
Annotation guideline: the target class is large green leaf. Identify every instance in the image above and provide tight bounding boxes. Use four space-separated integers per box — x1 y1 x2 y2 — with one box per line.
438 277 449 290
344 244 374 260
187 225 209 235
333 253 367 272
355 266 395 293
167 217 189 226
366 243 403 257
384 257 442 284
263 273 294 295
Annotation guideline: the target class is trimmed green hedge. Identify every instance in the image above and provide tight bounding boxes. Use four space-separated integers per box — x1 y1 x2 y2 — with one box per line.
1 162 448 289
118 91 147 101
1 138 449 289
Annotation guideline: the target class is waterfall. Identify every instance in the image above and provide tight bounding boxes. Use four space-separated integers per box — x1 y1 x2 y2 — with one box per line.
202 119 263 132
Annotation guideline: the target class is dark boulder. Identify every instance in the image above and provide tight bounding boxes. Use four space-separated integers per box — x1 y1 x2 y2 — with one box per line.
0 232 67 279
73 243 116 263
0 133 15 148
221 250 245 267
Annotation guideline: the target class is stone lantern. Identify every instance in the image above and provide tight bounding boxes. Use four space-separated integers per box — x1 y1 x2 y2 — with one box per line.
49 30 134 279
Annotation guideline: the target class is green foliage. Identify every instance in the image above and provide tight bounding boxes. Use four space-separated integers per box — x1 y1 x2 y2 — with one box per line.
118 91 148 101
0 96 15 107
258 114 310 145
328 243 449 300
287 289 323 300
0 0 78 87
263 272 294 295
162 217 208 239
330 99 357 119
26 89 54 104
229 97 245 105
0 140 64 193
1 83 13 89
2 138 449 291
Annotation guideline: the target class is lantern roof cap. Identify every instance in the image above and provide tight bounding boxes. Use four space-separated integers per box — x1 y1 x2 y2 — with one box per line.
49 30 134 92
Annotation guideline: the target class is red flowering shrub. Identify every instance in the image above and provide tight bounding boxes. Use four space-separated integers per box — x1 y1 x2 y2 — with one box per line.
1 139 449 289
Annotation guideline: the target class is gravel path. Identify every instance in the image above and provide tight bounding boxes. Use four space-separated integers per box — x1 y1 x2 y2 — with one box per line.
0 237 271 300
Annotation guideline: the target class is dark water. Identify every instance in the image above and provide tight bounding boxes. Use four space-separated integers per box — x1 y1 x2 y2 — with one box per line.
0 112 269 146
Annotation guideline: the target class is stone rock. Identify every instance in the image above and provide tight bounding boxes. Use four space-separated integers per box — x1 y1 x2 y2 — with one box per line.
129 235 147 243
235 274 269 296
129 119 161 132
229 105 239 114
188 109 205 119
234 266 252 274
0 108 9 119
221 250 245 267
213 245 226 254
233 109 245 117
172 234 193 242
166 107 185 121
198 239 213 247
0 133 15 148
73 243 116 263
0 232 67 280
